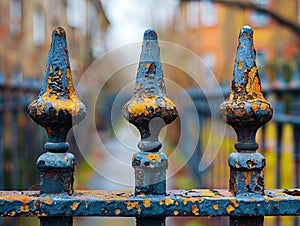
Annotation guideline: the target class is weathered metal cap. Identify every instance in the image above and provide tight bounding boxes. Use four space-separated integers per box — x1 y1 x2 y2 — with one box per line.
123 29 178 152
27 27 86 152
218 26 273 152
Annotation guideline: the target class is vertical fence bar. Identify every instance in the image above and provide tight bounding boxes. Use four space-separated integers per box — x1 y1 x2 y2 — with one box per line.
11 91 19 189
0 82 4 190
27 27 86 226
218 26 273 226
123 30 178 226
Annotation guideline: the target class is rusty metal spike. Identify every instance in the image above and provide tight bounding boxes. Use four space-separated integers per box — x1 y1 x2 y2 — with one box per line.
218 26 273 152
123 29 178 152
27 27 86 152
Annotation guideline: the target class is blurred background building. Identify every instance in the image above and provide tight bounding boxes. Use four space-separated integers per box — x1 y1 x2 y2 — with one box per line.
0 0 110 81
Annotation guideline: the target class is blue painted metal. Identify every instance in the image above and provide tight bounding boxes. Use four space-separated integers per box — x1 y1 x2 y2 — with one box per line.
27 27 87 226
218 26 274 225
0 189 299 217
123 29 178 225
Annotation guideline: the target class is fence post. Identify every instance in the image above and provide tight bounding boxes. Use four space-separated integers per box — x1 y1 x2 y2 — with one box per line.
27 27 86 226
123 29 178 226
218 26 273 226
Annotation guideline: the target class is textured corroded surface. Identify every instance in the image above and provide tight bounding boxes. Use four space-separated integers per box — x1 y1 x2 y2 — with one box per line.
123 29 178 152
218 26 273 151
27 27 86 147
26 27 86 198
133 152 168 195
218 26 274 198
0 189 299 217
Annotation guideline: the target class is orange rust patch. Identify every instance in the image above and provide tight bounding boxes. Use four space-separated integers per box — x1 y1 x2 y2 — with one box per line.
226 205 235 214
0 195 33 203
124 201 139 210
42 196 53 205
213 204 219 210
229 199 239 207
251 103 258 113
143 198 151 208
261 103 267 110
71 202 80 211
192 205 199 215
165 198 174 206
238 60 243 70
20 205 30 212
145 154 160 162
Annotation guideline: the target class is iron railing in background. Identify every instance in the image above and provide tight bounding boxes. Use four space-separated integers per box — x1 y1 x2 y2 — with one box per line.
0 75 42 190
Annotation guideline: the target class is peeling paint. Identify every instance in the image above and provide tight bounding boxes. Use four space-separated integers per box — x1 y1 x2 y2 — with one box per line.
226 205 235 214
71 202 80 211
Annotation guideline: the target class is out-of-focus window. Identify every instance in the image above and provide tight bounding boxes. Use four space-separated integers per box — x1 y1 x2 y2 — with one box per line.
67 0 86 33
298 0 300 23
33 9 45 46
257 51 267 69
187 1 199 29
200 0 218 27
10 0 22 37
202 52 216 71
50 0 61 26
202 52 216 86
249 0 271 27
87 2 103 58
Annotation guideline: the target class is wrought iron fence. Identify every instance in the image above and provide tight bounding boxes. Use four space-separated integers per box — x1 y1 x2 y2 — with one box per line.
0 26 299 226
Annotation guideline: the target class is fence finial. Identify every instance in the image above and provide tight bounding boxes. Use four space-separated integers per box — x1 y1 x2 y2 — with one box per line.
123 29 177 201
123 29 177 152
27 27 86 198
219 25 273 152
218 26 273 198
28 27 86 152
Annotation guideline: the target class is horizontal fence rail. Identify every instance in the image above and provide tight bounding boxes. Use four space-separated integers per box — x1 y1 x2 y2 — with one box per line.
0 26 299 226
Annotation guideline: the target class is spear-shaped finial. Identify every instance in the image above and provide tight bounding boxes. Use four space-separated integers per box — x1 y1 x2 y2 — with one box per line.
219 25 273 152
27 27 86 152
123 29 178 152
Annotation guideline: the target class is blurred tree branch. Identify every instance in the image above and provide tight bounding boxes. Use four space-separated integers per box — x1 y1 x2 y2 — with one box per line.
184 0 300 36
